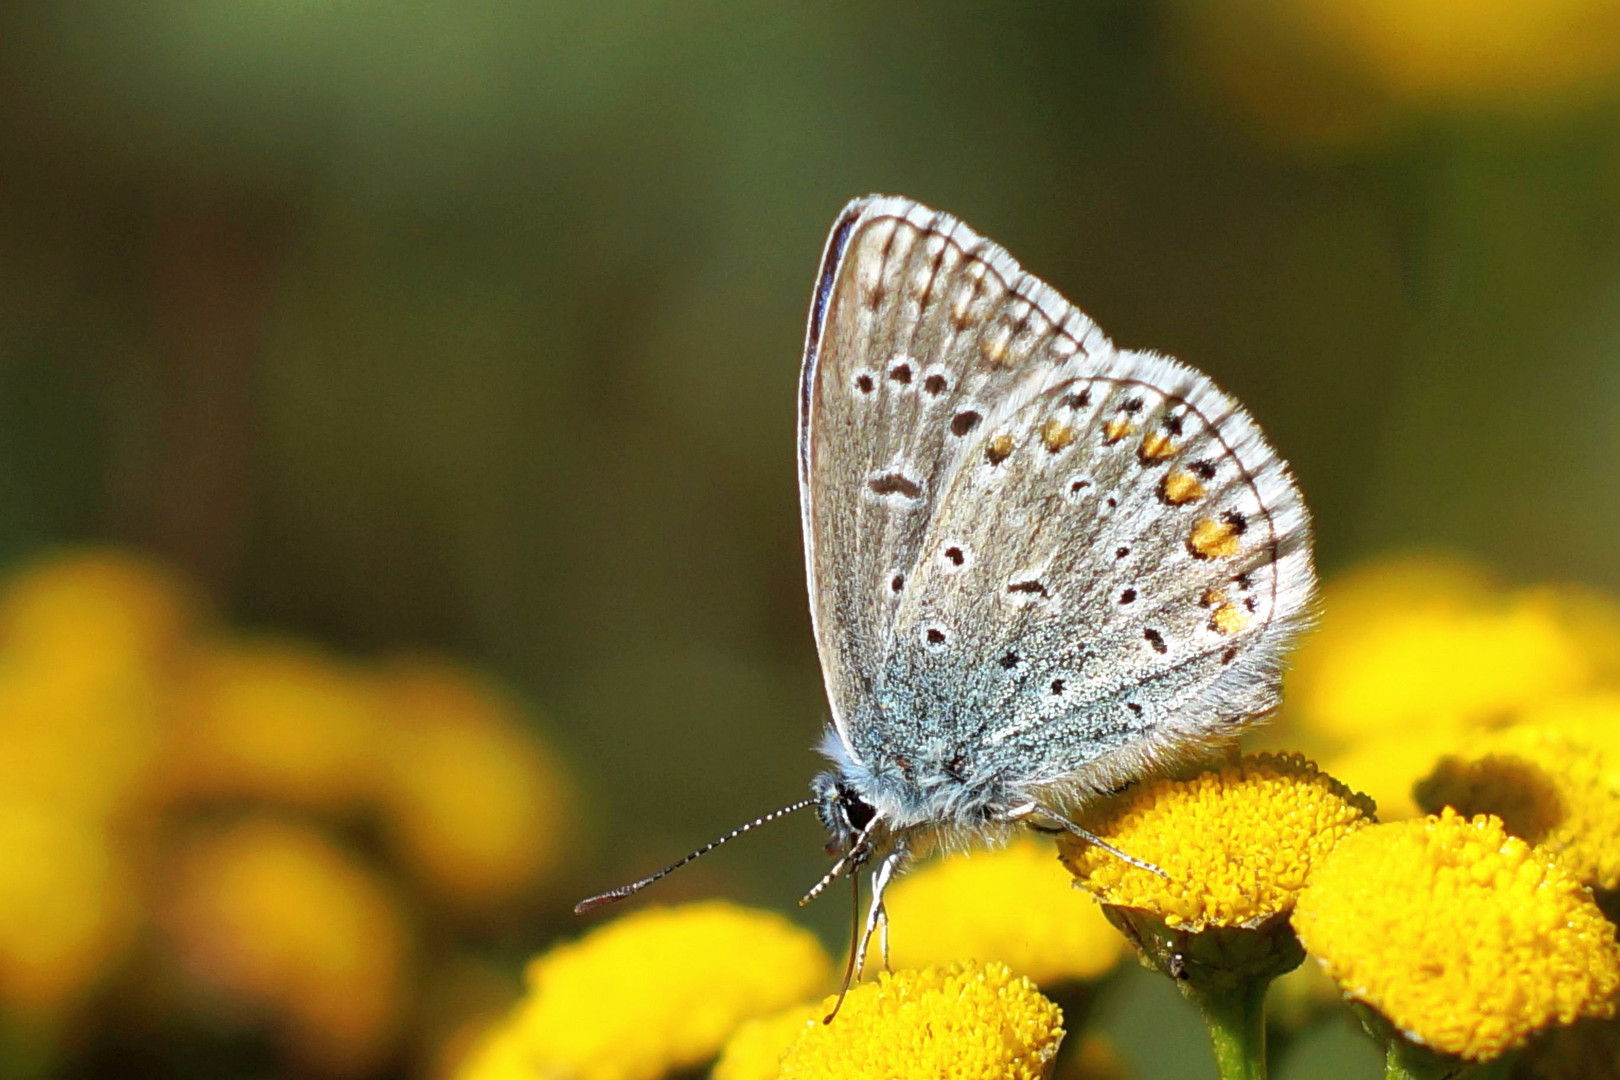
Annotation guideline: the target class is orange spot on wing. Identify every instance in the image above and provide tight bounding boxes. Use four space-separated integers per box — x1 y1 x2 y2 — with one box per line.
1188 519 1242 559
1041 419 1077 452
986 434 1015 465
1200 587 1228 608
1103 417 1137 445
1210 602 1250 635
1161 469 1207 505
1138 432 1177 462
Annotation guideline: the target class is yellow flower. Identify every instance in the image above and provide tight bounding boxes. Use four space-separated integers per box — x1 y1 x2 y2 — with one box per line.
0 653 165 825
1293 808 1620 1061
452 1021 533 1080
463 902 829 1080
1316 726 1466 821
863 837 1125 986
778 961 1063 1080
0 547 204 680
378 658 577 912
1312 0 1620 111
163 639 384 810
0 801 138 1017
0 548 205 822
162 818 413 1076
712 1004 821 1080
1060 754 1375 930
1284 554 1606 745
1520 690 1620 766
1414 725 1620 890
1175 0 1620 153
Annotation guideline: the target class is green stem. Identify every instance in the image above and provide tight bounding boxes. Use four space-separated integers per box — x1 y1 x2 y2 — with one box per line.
1188 976 1269 1080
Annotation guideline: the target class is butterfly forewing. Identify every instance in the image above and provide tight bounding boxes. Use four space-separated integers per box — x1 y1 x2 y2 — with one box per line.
800 197 1313 800
800 198 1108 753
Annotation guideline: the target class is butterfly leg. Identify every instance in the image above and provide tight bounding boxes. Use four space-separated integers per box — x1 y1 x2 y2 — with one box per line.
853 847 906 980
1018 805 1169 879
878 903 891 971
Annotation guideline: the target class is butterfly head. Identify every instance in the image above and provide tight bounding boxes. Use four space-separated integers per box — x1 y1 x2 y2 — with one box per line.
811 769 880 855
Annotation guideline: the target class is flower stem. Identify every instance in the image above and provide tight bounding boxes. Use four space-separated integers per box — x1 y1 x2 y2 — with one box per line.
1187 976 1269 1080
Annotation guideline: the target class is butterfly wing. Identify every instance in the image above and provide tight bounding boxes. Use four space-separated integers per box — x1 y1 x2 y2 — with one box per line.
800 197 1314 804
799 197 1112 760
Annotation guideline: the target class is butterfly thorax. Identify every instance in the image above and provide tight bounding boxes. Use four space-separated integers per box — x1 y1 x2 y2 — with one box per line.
811 726 1027 857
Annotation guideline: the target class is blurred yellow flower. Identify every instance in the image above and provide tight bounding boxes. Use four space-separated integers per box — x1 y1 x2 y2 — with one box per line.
0 655 165 825
460 902 829 1080
1521 690 1620 766
862 836 1124 986
450 1021 532 1080
0 547 204 680
1315 726 1465 821
163 639 384 810
1285 554 1611 745
378 658 576 913
778 961 1063 1080
162 818 413 1076
1415 725 1620 890
1061 754 1375 930
0 549 204 823
1314 0 1620 112
711 1003 820 1080
0 800 139 1017
1177 0 1620 152
1293 808 1620 1061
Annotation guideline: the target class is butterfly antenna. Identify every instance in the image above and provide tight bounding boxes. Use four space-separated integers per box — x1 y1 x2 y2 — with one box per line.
574 798 816 914
822 868 862 1024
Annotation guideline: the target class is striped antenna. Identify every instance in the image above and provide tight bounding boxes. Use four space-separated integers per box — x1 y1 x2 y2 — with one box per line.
574 798 816 914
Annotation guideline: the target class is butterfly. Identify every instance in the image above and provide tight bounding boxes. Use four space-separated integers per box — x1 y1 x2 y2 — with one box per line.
580 195 1316 1013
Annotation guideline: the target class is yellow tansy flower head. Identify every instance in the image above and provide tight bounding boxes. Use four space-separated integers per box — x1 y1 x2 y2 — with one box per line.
1060 753 1375 931
463 902 829 1080
1293 808 1620 1062
1414 725 1620 890
778 961 1063 1080
863 837 1125 986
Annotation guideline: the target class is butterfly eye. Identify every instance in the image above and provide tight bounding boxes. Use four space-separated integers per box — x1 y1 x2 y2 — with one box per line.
837 787 876 832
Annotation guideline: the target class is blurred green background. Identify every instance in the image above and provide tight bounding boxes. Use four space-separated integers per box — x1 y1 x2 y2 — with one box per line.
1 2 1618 1078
